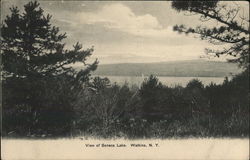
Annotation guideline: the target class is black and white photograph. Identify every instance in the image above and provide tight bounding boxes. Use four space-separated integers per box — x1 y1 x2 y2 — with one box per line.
1 0 249 159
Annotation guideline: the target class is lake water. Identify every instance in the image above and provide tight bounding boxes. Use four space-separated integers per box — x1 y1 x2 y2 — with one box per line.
93 75 228 87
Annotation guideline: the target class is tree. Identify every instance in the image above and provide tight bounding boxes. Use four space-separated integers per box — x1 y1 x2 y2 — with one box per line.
185 79 208 117
171 1 249 69
2 1 98 79
1 1 98 136
82 82 137 137
139 75 164 121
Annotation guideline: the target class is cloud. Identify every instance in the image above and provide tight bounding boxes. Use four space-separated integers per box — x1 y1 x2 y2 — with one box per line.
73 3 181 38
43 2 220 64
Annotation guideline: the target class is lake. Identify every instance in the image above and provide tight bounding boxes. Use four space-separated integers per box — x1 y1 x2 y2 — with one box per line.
93 75 228 87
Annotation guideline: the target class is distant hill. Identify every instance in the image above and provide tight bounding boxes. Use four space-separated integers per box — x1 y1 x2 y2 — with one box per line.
86 60 242 77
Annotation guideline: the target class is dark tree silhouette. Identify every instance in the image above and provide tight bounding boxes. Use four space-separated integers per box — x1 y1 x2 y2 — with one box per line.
172 1 249 69
1 1 98 79
1 1 98 136
139 75 165 121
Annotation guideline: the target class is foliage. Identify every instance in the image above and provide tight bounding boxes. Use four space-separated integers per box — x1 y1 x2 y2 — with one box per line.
139 75 162 120
172 1 249 69
1 1 98 136
3 71 249 138
2 1 249 138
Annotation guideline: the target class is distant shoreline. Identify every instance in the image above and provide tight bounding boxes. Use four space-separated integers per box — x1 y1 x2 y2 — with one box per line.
90 75 228 86
92 74 231 78
89 60 242 78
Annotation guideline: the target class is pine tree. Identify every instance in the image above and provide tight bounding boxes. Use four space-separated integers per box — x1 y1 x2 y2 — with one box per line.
171 1 249 69
1 1 98 136
2 1 98 79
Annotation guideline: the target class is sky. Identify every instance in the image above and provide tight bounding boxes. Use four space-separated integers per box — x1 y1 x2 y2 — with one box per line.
1 0 249 64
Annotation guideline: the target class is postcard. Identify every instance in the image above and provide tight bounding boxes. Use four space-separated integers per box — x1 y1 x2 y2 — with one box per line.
1 0 249 159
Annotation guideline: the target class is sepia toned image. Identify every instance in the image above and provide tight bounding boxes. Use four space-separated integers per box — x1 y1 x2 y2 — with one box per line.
1 0 249 159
